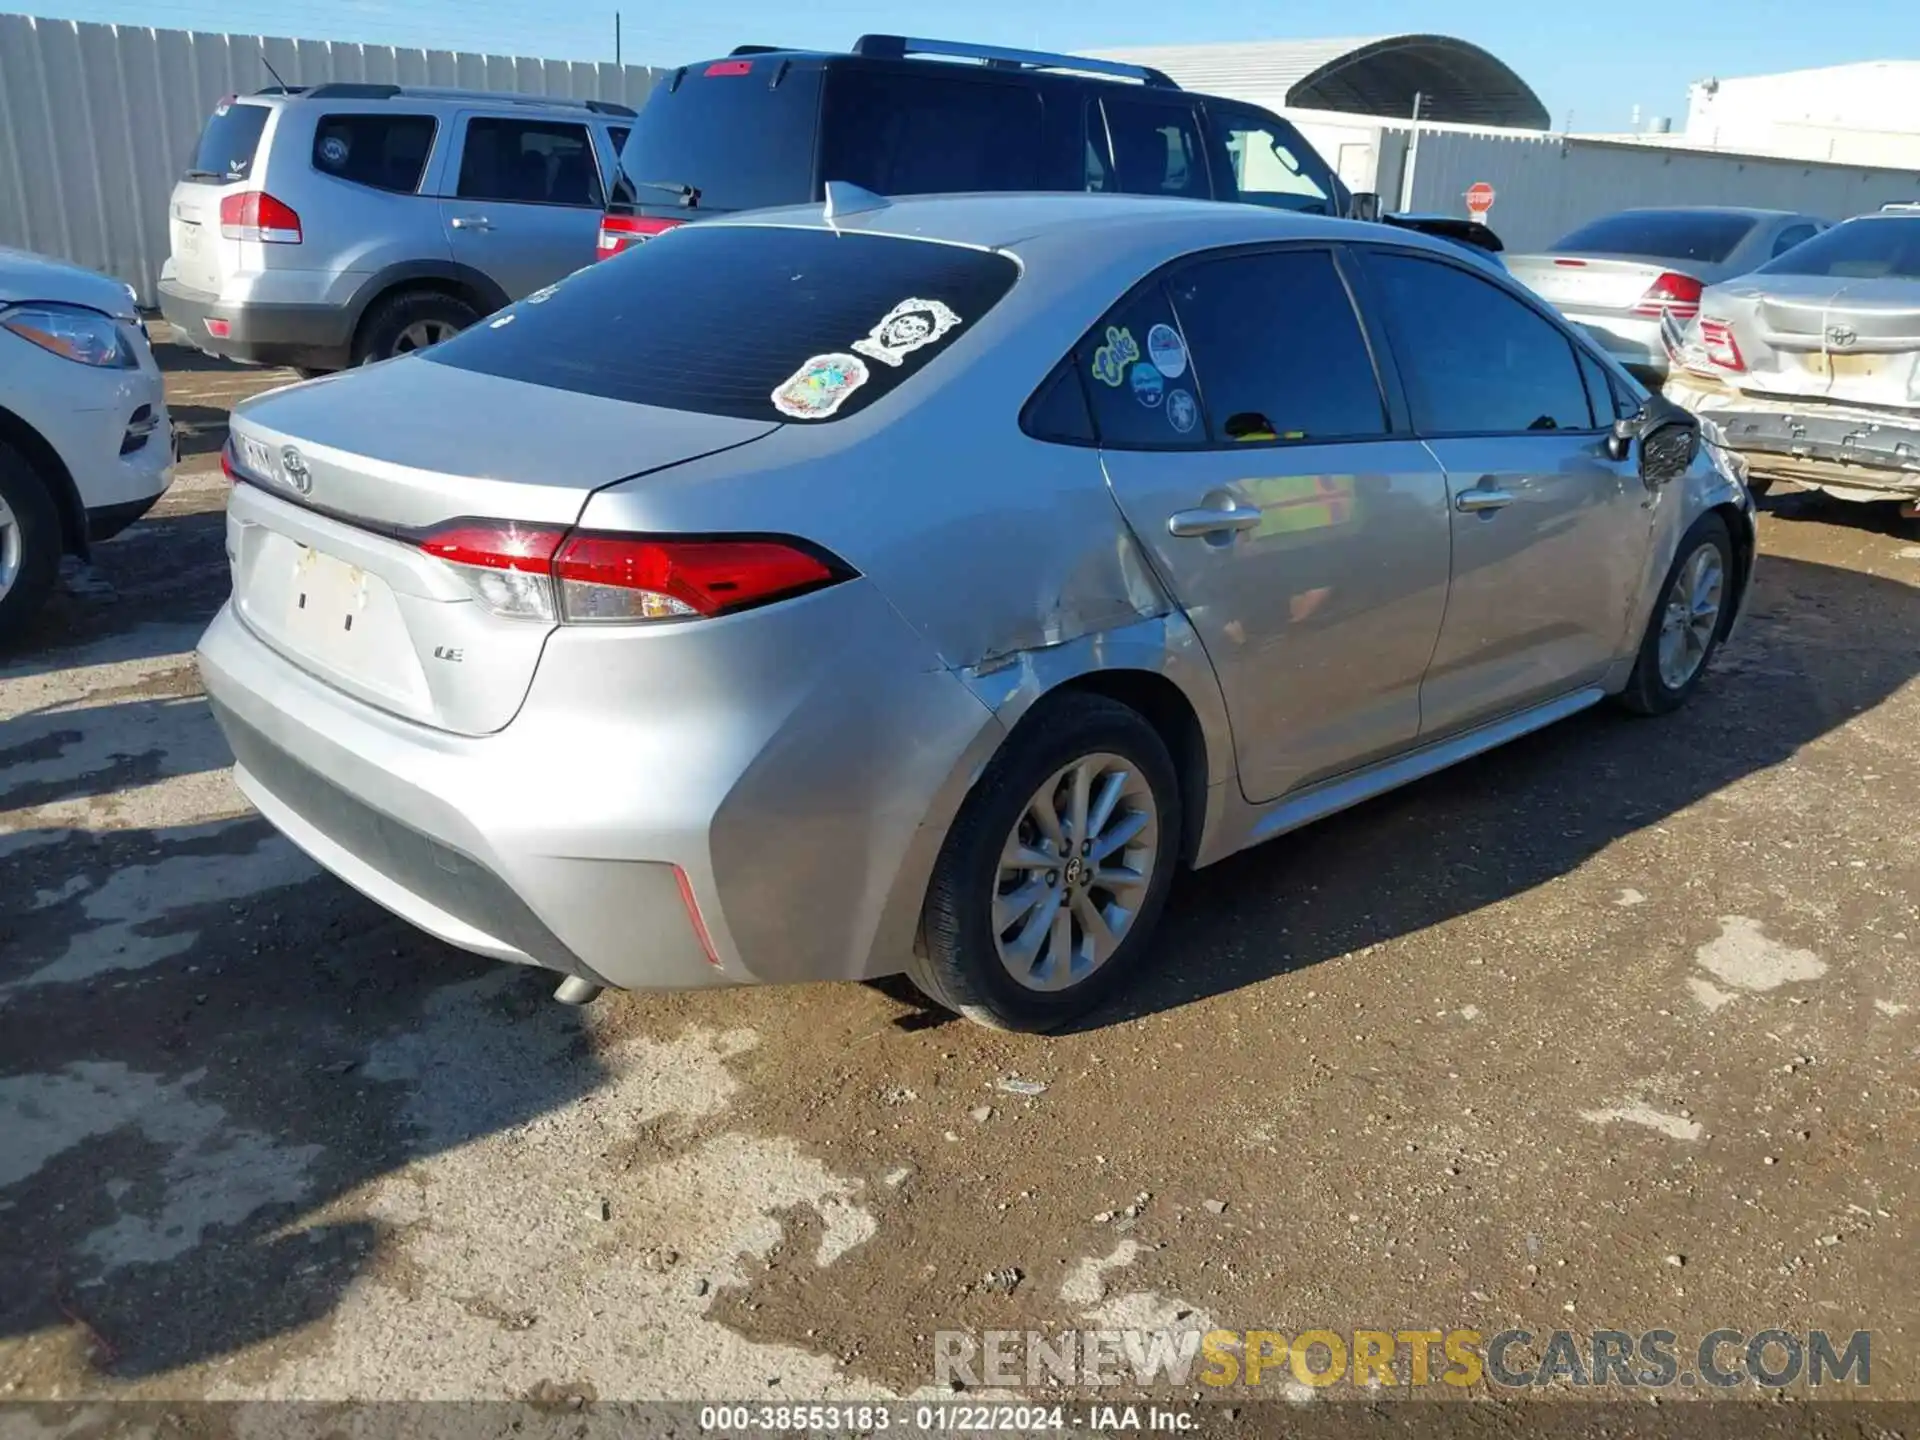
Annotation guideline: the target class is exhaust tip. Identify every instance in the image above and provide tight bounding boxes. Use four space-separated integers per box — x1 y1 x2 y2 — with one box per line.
553 976 605 1006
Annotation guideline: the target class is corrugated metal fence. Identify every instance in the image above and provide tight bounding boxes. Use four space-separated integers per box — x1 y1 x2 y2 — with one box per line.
0 14 663 303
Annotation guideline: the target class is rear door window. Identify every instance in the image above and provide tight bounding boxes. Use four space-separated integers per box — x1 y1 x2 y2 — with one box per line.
821 71 1045 195
423 225 1018 423
1770 221 1818 258
1169 250 1387 442
1074 286 1207 449
457 118 603 208
186 100 271 182
618 63 823 213
1205 108 1337 216
1098 96 1210 200
312 114 436 194
1361 250 1596 434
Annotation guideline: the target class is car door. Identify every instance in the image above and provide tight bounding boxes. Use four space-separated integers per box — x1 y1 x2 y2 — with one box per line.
1354 247 1654 737
1093 246 1453 803
439 113 606 299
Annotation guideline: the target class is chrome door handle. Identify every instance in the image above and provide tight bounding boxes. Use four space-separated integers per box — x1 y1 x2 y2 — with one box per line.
449 215 493 231
1455 488 1515 513
1168 506 1262 538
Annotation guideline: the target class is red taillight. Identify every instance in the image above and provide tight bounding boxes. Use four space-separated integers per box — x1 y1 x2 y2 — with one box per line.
1698 316 1747 373
703 59 753 76
1553 258 1588 267
415 522 847 623
673 864 724 969
552 535 839 621
1632 271 1703 320
596 213 684 258
204 317 231 339
219 190 302 244
220 443 238 483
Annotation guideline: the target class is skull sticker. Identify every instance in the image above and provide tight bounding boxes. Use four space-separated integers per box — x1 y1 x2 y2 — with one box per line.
772 353 871 420
851 297 963 368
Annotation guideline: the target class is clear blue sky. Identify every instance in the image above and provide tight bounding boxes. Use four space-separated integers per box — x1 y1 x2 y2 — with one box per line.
22 0 1920 132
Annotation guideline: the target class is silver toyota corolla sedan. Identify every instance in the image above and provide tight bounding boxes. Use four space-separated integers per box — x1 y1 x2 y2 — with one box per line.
197 192 1756 1031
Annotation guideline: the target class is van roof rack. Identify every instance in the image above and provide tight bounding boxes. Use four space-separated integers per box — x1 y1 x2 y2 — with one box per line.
283 83 633 116
849 35 1178 87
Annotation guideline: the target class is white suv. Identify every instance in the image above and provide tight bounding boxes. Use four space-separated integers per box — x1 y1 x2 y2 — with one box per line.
0 247 172 641
158 85 635 375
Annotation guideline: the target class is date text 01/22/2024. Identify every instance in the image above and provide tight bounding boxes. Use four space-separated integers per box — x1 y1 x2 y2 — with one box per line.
696 1404 1196 1432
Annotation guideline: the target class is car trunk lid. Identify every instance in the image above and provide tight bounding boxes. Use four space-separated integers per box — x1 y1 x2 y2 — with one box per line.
1706 275 1920 410
1508 253 1678 314
224 360 779 736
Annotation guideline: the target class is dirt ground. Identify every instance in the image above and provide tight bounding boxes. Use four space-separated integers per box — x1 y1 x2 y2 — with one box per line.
3 332 1918 1416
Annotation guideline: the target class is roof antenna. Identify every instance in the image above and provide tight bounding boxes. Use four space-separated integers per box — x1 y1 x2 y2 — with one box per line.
823 179 890 232
261 53 291 92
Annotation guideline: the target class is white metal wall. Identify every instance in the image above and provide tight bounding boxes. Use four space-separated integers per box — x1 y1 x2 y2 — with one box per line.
0 14 663 303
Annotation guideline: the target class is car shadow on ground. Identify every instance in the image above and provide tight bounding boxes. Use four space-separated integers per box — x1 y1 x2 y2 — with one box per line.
1062 550 1920 1030
0 817 605 1382
1760 489 1917 538
169 403 229 458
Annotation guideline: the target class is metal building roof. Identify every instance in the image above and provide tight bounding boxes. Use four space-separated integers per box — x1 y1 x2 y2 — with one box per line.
1095 35 1551 130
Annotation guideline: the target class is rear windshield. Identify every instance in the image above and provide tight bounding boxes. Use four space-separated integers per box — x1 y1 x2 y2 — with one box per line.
424 224 1020 423
1755 216 1920 280
1550 210 1757 264
615 63 823 213
187 100 271 182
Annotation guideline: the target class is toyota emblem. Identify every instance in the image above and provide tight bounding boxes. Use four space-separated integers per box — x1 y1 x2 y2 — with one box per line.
1826 324 1858 348
280 445 313 495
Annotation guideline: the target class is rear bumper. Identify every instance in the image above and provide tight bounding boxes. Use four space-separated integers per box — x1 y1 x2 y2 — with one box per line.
1666 372 1920 500
158 278 355 370
195 580 998 993
1564 312 1667 377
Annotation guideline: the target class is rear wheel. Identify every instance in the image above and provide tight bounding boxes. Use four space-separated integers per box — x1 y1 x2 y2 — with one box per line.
909 693 1181 1031
352 290 478 366
1616 512 1733 716
0 442 65 645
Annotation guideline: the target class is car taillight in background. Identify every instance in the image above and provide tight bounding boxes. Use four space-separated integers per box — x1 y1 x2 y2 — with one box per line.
1631 271 1703 320
1697 317 1747 372
416 521 851 622
596 214 685 259
219 191 302 244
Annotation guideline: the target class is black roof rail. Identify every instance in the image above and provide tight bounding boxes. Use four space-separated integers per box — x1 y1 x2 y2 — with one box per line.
583 99 638 117
729 45 788 56
301 82 402 100
251 83 310 96
850 34 1177 87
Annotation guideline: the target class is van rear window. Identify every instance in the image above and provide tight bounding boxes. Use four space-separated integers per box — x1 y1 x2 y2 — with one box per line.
423 224 1020 424
616 66 823 214
187 101 271 182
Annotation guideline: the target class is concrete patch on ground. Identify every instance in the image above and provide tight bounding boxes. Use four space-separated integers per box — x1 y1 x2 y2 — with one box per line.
1687 977 1738 1012
1059 1239 1140 1306
1 823 311 995
1694 916 1826 993
0 1061 321 1271
212 980 885 1400
1875 999 1910 1017
1579 1101 1705 1142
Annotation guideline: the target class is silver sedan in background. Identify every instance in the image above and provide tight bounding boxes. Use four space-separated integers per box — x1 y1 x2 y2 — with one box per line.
197 193 1755 1031
1510 207 1829 379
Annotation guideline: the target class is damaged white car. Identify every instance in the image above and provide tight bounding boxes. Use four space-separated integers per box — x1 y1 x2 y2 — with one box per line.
1663 209 1920 511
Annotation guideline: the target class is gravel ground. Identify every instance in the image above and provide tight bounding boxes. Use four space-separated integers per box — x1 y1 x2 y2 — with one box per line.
2 333 1917 1412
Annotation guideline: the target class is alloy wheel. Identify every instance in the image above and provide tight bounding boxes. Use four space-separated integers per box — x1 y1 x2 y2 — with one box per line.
1657 540 1724 690
392 318 460 356
0 491 21 603
992 752 1161 993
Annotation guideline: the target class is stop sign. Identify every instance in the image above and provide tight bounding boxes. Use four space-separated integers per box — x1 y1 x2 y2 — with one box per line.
1466 181 1496 219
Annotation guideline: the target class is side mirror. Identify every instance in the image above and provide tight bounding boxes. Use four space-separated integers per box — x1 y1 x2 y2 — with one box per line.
1615 394 1700 485
1346 191 1381 222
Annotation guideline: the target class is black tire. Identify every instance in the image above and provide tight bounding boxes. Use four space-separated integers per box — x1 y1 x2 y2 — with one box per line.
1615 512 1734 717
351 290 479 366
0 441 65 646
907 692 1182 1032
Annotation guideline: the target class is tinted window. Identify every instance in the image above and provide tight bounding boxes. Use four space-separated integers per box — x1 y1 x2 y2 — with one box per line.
1756 216 1920 279
425 226 1017 424
312 114 435 194
608 125 631 155
1076 287 1206 448
457 118 602 207
1551 210 1758 264
1771 222 1818 258
617 64 822 213
187 101 270 182
1100 97 1209 199
1364 252 1594 434
1575 346 1624 424
1169 250 1385 442
822 72 1044 195
1022 360 1097 445
1208 110 1336 216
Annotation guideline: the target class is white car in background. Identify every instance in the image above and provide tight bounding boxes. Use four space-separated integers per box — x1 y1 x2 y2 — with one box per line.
0 247 173 641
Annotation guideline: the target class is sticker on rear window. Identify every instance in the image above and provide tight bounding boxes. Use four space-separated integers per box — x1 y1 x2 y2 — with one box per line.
1090 326 1140 387
772 353 870 420
1166 388 1197 434
1147 323 1187 379
319 135 350 167
851 297 963 368
1131 361 1164 409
